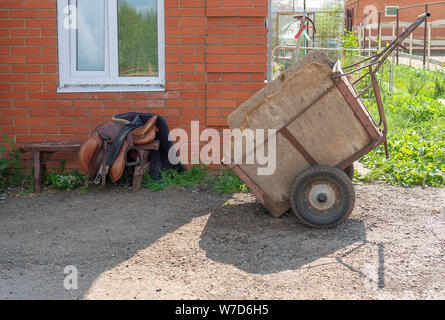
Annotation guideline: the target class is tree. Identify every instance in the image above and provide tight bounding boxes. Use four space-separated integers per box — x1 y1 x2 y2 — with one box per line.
118 1 158 76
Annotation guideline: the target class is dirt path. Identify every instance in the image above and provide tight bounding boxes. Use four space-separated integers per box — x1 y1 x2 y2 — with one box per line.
398 56 445 72
0 183 444 300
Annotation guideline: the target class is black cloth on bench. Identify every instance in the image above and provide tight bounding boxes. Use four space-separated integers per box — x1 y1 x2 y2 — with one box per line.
112 112 185 180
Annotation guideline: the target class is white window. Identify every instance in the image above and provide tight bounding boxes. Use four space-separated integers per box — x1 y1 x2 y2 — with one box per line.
57 0 165 92
385 6 399 17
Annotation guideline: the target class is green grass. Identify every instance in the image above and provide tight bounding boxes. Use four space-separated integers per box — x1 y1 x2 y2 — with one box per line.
358 64 445 187
45 170 89 191
41 165 249 194
142 165 209 191
211 169 250 194
142 165 249 194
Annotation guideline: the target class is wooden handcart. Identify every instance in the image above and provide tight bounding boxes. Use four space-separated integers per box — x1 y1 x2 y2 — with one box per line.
227 13 430 228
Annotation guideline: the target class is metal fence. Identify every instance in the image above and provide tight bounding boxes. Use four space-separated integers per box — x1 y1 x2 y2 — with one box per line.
350 1 445 70
269 1 445 81
270 46 378 79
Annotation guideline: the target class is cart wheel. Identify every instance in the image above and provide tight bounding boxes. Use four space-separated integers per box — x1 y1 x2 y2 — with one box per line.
344 163 355 180
290 165 355 229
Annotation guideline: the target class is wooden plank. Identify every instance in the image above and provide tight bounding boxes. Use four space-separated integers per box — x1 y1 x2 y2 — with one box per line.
133 150 151 193
20 142 81 153
333 77 381 142
280 128 317 165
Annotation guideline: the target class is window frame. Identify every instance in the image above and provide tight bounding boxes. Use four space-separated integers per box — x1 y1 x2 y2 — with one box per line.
385 6 399 17
57 0 165 92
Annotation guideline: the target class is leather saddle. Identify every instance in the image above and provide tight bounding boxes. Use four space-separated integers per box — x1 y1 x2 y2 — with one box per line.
78 113 158 184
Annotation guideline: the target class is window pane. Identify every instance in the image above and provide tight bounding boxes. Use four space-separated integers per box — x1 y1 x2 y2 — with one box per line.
386 7 398 16
118 0 158 77
76 0 105 71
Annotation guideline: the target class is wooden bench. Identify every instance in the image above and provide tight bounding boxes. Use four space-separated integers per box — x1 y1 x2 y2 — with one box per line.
19 142 81 193
94 139 160 192
130 140 160 192
20 140 159 193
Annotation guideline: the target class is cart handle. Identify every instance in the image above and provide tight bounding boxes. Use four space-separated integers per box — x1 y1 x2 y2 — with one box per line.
332 12 431 158
340 12 430 75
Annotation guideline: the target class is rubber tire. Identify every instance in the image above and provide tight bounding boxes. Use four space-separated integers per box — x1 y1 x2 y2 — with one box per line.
344 163 355 180
290 165 355 229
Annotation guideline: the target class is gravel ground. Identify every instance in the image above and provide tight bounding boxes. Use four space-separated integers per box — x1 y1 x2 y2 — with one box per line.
0 183 444 300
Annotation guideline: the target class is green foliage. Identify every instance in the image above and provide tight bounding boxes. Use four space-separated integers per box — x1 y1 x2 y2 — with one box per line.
212 169 250 194
0 135 26 189
433 76 445 98
273 62 284 79
45 170 89 191
404 68 429 96
361 131 444 187
142 165 249 194
384 93 445 122
360 64 445 187
142 173 168 191
142 165 210 191
341 29 359 64
118 1 158 76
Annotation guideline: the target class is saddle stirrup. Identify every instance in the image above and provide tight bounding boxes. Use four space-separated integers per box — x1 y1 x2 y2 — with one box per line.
125 146 143 167
94 164 110 185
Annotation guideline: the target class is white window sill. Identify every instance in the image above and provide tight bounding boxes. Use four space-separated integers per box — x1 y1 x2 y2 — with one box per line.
57 85 165 93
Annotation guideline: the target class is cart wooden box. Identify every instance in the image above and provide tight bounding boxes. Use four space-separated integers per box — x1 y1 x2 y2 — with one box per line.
228 54 383 219
226 12 429 228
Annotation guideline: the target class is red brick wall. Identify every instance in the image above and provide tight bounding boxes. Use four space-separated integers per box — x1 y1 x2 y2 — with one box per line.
0 0 268 170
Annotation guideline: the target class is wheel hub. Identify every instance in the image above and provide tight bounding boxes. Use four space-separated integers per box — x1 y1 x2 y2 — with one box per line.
317 193 327 203
308 183 336 210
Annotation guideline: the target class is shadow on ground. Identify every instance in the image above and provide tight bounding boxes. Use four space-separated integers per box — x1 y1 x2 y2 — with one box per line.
199 201 367 275
0 187 228 299
0 187 368 299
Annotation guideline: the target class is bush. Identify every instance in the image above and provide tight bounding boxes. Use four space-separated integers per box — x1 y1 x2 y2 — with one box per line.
360 64 445 187
433 76 445 98
0 135 28 189
361 130 444 187
45 170 89 191
341 29 359 65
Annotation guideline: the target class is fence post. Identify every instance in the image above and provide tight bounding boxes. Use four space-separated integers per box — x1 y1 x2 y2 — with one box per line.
423 4 429 67
377 12 381 51
368 24 371 55
363 17 367 51
428 22 431 70
409 33 413 67
392 24 395 41
389 54 395 93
